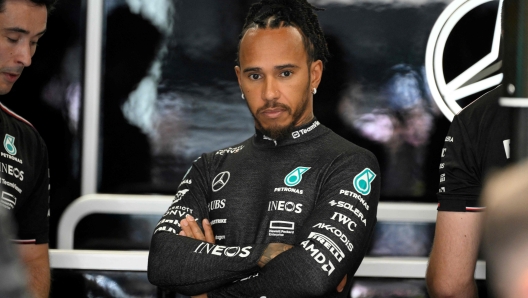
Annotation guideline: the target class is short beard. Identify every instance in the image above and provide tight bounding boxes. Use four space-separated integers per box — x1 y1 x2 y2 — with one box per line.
259 120 295 140
252 92 310 140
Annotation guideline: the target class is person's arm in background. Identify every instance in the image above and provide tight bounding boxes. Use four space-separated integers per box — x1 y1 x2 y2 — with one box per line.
426 113 485 298
18 244 50 298
426 212 483 298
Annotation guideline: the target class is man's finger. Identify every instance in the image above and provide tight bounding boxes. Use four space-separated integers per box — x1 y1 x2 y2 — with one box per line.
180 219 195 239
186 215 206 241
203 219 215 243
337 274 347 292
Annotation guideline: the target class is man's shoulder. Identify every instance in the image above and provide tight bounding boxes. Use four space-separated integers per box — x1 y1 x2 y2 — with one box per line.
456 85 509 123
0 104 44 144
203 137 252 160
0 104 35 129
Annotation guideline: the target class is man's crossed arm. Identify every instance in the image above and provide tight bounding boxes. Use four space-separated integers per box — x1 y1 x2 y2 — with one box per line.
178 215 347 298
148 153 379 297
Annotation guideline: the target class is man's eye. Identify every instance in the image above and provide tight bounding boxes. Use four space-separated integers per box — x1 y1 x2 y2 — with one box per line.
281 71 292 77
7 38 18 43
249 74 260 80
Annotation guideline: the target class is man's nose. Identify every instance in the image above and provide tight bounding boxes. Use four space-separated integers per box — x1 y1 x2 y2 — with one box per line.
15 44 33 67
262 78 279 101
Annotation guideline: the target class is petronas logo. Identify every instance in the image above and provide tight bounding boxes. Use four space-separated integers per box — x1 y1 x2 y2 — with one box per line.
284 167 310 187
353 168 376 195
3 134 16 155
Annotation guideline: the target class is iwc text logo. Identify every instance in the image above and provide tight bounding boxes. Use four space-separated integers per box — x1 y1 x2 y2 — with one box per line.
3 134 17 155
425 0 503 121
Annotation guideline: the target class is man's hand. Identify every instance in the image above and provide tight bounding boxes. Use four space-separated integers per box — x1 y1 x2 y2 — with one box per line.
258 243 293 268
337 274 347 293
179 215 213 298
18 243 50 298
179 214 215 244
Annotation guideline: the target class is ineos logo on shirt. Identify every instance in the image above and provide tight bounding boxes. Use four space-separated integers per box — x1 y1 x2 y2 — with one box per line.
194 243 252 258
268 201 302 213
425 0 503 121
212 171 230 192
0 162 24 181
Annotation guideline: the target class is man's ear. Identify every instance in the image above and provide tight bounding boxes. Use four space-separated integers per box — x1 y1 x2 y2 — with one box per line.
235 65 242 86
310 60 323 90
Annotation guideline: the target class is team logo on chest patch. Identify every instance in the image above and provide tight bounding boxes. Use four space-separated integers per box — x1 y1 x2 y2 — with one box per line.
284 167 310 187
353 168 376 195
3 134 17 155
212 171 230 192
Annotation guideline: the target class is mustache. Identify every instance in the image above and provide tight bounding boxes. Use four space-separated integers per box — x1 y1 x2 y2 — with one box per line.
0 67 23 75
256 101 292 114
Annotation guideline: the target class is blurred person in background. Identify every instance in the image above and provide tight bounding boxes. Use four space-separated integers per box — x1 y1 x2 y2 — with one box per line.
425 85 511 298
0 0 57 297
0 208 31 298
426 2 509 296
482 159 528 298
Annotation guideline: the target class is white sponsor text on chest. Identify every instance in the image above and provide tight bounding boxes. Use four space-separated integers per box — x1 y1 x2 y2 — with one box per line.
292 121 320 138
0 162 24 181
338 189 369 210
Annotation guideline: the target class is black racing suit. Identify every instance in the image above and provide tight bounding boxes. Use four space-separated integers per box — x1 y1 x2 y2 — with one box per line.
148 118 380 298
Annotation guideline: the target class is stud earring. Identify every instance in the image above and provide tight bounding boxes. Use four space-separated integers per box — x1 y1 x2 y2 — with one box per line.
241 93 245 100
312 88 317 95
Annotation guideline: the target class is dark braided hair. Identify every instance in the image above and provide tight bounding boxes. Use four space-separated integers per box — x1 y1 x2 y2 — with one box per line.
236 0 330 68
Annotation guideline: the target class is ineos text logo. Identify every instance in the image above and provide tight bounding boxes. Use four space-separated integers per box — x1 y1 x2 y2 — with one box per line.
212 171 230 192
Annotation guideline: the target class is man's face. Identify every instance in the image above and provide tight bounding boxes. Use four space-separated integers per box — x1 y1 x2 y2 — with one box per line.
0 0 47 95
235 26 322 139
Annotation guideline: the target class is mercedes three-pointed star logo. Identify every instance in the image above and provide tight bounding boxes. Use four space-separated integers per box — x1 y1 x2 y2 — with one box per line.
212 171 230 192
425 0 504 121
